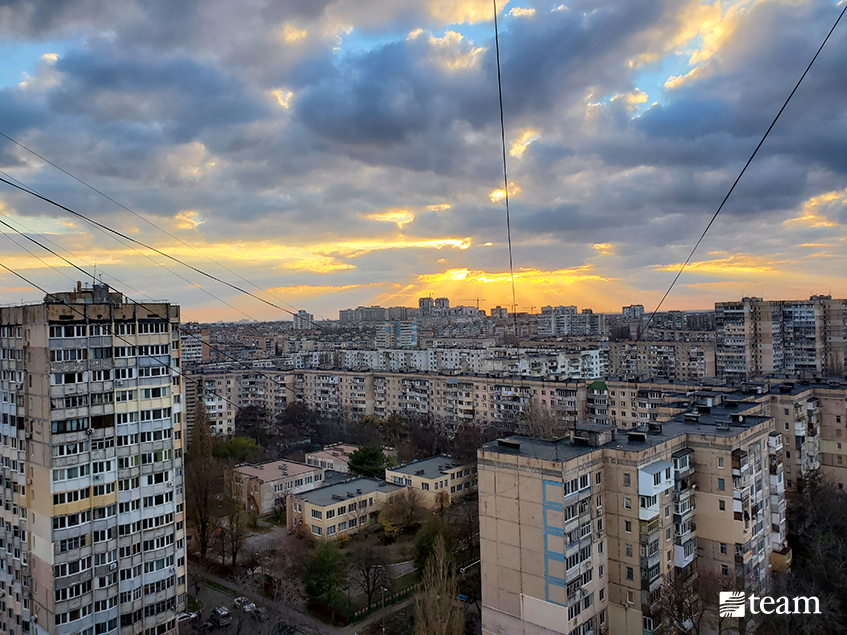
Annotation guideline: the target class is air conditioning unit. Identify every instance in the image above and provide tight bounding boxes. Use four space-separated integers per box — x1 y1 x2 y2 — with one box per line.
86 429 94 435
167 482 173 488
109 563 117 571
116 380 125 387
94 475 102 481
25 479 31 485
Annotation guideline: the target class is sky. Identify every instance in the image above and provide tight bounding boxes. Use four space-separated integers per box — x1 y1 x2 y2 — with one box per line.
1 0 847 322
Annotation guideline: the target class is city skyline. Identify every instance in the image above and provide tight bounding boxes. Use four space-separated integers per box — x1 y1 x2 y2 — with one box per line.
2 1 847 322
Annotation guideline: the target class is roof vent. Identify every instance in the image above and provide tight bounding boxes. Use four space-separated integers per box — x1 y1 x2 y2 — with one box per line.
497 439 521 450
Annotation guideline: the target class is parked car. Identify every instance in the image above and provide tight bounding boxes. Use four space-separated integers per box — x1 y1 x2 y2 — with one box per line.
234 597 256 612
210 607 233 627
178 612 201 624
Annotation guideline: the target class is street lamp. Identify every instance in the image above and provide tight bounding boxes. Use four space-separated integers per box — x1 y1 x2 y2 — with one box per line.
381 586 387 635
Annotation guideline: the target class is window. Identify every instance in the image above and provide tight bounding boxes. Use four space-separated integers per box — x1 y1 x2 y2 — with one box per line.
624 497 632 510
718 457 724 468
720 542 727 554
653 472 661 486
626 567 633 580
625 520 632 533
719 500 726 511
311 510 322 519
623 473 631 487
721 564 729 576
625 544 632 557
718 478 726 491
598 564 604 578
595 472 602 485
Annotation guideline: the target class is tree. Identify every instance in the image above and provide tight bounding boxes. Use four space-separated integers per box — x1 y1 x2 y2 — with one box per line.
350 538 393 610
445 500 478 551
186 403 223 559
304 540 347 605
758 473 847 635
348 446 388 479
214 436 264 463
656 567 730 635
380 489 427 534
518 397 569 440
450 425 483 464
413 521 443 571
414 534 463 635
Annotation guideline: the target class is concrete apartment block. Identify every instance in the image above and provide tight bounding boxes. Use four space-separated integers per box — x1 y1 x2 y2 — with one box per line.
230 460 329 515
478 392 781 635
0 284 186 635
286 477 404 538
385 455 477 508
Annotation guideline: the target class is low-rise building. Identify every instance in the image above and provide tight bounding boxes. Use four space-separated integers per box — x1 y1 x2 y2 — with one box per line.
231 460 328 515
305 442 359 472
385 456 478 507
287 477 405 538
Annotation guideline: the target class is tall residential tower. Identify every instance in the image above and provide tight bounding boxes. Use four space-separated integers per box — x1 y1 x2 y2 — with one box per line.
0 284 186 635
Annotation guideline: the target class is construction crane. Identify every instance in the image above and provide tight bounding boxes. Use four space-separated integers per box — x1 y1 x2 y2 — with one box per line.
524 305 536 314
461 297 487 310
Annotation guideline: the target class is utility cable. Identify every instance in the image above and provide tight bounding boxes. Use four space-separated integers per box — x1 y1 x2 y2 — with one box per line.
0 129 309 317
638 1 847 343
0 174 328 330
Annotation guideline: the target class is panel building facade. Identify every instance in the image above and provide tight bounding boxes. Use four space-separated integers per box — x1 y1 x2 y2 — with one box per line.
0 284 186 635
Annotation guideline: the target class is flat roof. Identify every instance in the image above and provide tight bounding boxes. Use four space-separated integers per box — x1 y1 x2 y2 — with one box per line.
234 460 317 481
306 444 359 460
386 455 470 480
482 407 773 463
296 477 403 507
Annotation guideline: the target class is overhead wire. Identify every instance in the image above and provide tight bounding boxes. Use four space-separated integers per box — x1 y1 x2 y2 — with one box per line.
0 261 243 412
636 1 847 343
0 216 302 401
0 174 329 331
0 129 310 317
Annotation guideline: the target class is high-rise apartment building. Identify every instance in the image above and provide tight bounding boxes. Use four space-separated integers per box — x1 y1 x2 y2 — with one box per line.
621 305 644 321
716 296 847 379
479 394 784 635
375 321 418 349
0 284 186 635
293 310 314 330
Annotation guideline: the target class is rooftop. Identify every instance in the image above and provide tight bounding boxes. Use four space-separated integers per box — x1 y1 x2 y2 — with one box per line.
306 443 359 460
482 406 773 463
386 455 471 480
233 460 318 481
295 477 403 507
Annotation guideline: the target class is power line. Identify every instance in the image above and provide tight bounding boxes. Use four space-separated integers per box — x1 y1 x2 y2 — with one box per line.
0 129 309 317
0 169 277 325
637 2 847 343
492 0 519 325
0 174 329 330
0 217 301 401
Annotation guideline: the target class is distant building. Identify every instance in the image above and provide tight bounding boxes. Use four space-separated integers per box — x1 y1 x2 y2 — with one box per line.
181 322 210 364
385 456 477 508
231 460 328 515
376 320 418 349
716 296 847 379
293 309 315 330
621 304 644 320
434 297 450 312
490 305 509 319
305 443 359 473
419 297 434 317
287 477 405 538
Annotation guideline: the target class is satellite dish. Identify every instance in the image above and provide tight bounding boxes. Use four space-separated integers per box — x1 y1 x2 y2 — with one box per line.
738 416 744 423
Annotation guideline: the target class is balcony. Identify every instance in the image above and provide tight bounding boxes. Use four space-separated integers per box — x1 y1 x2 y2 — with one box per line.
768 433 783 454
770 546 792 573
639 516 661 539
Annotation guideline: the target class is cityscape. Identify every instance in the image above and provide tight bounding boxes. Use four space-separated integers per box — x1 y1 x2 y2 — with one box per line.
2 2 847 635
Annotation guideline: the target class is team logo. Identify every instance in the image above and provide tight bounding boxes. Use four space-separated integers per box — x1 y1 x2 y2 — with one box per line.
720 591 746 617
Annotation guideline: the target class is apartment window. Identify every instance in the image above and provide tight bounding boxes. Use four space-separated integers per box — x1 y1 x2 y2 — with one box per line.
720 543 727 555
719 500 726 511
595 472 602 485
623 473 631 487
626 567 634 580
625 544 632 557
721 564 729 576
666 528 671 540
718 457 724 468
625 520 632 533
624 497 632 510
598 564 604 578
653 472 661 486
311 525 322 536
718 478 726 491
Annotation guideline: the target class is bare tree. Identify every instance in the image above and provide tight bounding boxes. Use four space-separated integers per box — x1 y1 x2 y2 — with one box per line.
519 397 569 440
414 534 463 635
656 566 730 635
445 500 478 551
380 488 427 533
186 403 223 558
350 538 393 610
